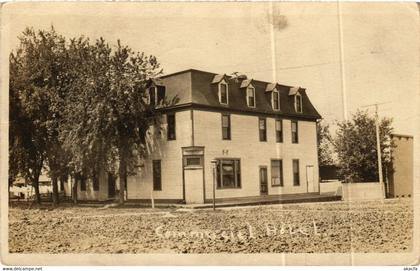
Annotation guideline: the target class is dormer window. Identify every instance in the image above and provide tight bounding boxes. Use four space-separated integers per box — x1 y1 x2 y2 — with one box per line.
272 89 280 111
265 83 280 111
219 81 228 105
246 86 256 107
145 80 166 107
295 93 303 113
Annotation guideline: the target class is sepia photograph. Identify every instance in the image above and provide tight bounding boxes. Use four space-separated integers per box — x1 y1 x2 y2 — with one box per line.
0 1 419 267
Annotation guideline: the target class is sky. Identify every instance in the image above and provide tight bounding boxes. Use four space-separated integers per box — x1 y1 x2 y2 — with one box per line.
3 2 419 136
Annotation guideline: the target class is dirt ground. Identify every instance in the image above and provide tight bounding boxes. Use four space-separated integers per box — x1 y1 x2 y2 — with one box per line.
9 198 413 253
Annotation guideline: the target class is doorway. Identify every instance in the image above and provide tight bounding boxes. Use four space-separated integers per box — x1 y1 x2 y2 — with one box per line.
183 155 204 204
260 166 268 195
306 165 314 192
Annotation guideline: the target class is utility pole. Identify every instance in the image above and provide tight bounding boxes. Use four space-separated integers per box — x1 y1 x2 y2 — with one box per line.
361 102 390 199
374 104 384 198
211 160 217 211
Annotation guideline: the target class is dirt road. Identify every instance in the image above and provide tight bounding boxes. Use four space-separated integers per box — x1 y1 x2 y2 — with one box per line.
9 199 413 253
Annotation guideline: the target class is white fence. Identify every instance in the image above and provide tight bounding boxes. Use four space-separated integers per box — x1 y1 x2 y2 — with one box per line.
320 180 342 195
341 182 383 201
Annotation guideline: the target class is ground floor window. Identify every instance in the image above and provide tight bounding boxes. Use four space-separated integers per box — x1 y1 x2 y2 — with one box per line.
216 159 241 189
153 160 162 191
271 159 283 186
92 172 99 191
293 159 300 186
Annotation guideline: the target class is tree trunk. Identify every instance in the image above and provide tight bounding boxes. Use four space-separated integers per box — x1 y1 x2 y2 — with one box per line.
32 175 41 205
118 155 127 205
72 175 78 204
52 176 59 206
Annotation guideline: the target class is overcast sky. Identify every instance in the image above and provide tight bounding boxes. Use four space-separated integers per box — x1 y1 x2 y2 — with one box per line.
3 2 419 136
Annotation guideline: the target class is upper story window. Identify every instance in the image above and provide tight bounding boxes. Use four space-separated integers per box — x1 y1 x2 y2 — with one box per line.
295 93 303 113
259 118 267 142
146 84 166 107
167 113 176 140
275 119 283 143
291 120 299 143
221 114 231 140
272 89 280 110
219 81 228 105
246 86 256 107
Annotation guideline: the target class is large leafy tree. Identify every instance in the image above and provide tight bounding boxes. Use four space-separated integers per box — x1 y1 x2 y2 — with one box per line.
332 110 394 182
10 27 172 205
10 27 74 205
60 38 170 204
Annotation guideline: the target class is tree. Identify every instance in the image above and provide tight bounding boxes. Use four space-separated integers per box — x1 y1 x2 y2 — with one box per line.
316 120 334 166
332 110 394 182
9 27 72 205
60 37 174 204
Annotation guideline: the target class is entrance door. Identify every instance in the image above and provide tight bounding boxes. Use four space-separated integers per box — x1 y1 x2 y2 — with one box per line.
184 155 204 204
108 173 116 198
260 167 268 195
306 165 314 192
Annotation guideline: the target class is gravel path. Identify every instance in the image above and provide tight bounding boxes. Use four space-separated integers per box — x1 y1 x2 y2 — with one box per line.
9 199 413 253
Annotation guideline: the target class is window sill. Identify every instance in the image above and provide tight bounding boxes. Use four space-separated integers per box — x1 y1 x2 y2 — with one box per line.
216 187 242 190
184 166 203 170
271 184 284 187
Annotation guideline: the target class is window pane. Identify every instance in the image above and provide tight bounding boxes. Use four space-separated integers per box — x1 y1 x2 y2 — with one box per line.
217 159 241 189
78 173 86 191
216 162 221 188
222 161 235 188
150 87 156 105
259 118 266 141
93 173 99 191
247 88 255 107
222 114 230 140
291 121 298 143
271 160 283 186
235 160 241 188
220 84 227 104
273 92 279 110
275 120 281 131
186 157 201 166
293 160 300 186
222 115 229 127
248 96 255 107
153 160 162 190
276 120 283 143
296 96 302 112
167 114 176 140
259 119 265 129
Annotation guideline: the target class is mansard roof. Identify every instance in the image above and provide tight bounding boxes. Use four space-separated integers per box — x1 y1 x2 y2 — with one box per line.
158 69 321 120
239 79 253 88
211 74 228 84
289 86 300 96
265 83 278 92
